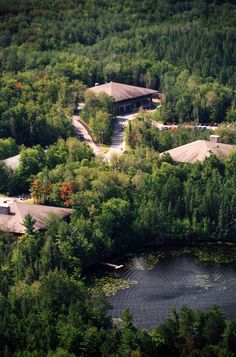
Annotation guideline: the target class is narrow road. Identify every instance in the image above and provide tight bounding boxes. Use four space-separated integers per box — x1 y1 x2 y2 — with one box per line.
72 115 100 155
103 113 137 162
103 117 127 161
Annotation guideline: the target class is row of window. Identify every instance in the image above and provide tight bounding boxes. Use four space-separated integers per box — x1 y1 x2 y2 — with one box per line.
117 98 152 114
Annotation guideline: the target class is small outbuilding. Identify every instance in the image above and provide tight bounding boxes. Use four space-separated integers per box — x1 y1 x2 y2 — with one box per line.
161 136 235 163
0 202 72 234
87 81 159 114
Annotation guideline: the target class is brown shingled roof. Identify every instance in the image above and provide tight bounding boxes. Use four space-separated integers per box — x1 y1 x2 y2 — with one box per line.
4 153 21 170
162 140 236 163
0 202 72 234
87 82 158 102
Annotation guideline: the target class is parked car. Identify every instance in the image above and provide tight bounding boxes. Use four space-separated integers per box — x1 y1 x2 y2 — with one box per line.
78 135 85 141
18 194 30 200
76 133 84 140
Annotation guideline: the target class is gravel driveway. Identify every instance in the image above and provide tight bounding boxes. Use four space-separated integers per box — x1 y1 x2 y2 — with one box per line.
72 115 100 155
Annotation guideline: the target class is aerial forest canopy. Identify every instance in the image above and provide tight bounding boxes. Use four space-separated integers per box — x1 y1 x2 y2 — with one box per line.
1 1 236 356
0 0 235 86
0 0 236 147
1 145 236 355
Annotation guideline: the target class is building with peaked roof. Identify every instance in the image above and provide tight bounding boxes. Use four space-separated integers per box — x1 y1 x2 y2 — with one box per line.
161 136 235 164
0 202 72 234
4 153 20 170
87 81 159 114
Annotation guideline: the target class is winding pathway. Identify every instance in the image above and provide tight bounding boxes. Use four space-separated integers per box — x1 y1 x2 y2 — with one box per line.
72 113 136 161
103 116 129 162
72 115 100 155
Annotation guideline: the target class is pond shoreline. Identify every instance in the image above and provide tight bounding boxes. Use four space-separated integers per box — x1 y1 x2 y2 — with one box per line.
87 241 236 296
102 243 236 329
89 240 236 271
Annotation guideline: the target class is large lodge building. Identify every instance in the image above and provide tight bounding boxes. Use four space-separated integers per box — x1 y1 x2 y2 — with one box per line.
0 202 72 234
87 81 161 115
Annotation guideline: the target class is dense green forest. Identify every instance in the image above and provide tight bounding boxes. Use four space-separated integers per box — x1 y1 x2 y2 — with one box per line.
1 125 236 195
0 0 236 86
1 0 236 148
80 92 115 144
1 147 236 355
1 0 236 355
127 115 236 151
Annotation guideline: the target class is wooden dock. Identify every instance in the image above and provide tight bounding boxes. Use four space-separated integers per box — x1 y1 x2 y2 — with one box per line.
101 262 124 270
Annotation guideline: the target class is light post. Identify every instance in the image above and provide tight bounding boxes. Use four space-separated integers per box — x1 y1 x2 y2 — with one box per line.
100 131 105 144
72 91 77 111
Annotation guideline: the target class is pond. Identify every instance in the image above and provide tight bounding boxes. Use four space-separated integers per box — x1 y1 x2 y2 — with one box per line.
90 245 236 330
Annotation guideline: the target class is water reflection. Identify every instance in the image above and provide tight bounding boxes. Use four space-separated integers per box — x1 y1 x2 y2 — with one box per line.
108 252 236 330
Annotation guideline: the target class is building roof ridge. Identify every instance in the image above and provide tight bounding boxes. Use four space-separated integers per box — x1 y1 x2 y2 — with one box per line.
0 202 73 234
88 81 158 102
14 201 22 217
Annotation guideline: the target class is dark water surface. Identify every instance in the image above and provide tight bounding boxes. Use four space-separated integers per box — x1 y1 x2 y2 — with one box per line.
107 252 236 330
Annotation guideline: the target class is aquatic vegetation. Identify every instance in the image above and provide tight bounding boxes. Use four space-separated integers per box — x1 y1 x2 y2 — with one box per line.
194 246 236 263
171 245 236 264
127 252 165 270
112 317 123 328
90 244 236 298
196 274 212 290
92 273 137 296
171 247 193 257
